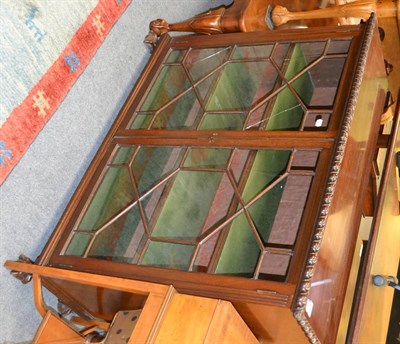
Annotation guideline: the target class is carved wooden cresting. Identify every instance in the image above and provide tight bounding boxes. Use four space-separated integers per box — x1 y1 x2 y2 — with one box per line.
145 0 398 45
271 0 397 27
145 6 227 46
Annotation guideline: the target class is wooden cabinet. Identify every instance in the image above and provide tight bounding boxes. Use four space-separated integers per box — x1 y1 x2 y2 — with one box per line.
11 262 256 344
6 14 393 344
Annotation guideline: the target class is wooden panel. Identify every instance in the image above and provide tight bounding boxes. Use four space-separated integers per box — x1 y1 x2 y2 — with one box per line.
357 162 400 344
153 294 258 344
42 277 147 321
234 301 308 343
153 294 218 343
306 29 388 344
32 311 83 344
205 300 258 343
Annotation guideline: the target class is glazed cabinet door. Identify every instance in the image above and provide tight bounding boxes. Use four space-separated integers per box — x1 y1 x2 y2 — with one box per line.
39 23 368 305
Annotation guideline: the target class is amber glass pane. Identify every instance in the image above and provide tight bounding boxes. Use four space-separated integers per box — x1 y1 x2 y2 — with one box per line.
140 65 191 111
245 107 263 130
206 61 278 111
272 43 290 68
268 175 312 245
131 146 183 196
230 149 251 184
193 234 220 272
259 253 291 278
327 39 351 54
291 150 319 169
141 242 195 270
78 167 134 231
87 205 147 263
199 173 238 235
215 214 261 277
303 112 331 130
292 57 346 107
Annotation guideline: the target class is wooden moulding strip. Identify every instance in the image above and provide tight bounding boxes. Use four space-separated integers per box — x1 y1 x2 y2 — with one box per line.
293 14 377 344
346 88 400 343
4 261 169 296
140 285 176 344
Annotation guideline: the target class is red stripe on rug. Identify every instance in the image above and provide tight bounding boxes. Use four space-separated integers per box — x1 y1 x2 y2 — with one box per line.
0 0 132 185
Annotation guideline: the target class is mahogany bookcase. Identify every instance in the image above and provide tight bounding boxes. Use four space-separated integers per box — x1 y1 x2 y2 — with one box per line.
6 15 393 343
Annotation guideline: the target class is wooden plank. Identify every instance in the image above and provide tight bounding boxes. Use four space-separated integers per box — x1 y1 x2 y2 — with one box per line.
32 311 83 344
4 261 168 295
153 294 218 343
204 300 259 343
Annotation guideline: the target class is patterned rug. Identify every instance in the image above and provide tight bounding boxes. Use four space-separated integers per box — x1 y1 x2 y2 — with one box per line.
0 0 132 185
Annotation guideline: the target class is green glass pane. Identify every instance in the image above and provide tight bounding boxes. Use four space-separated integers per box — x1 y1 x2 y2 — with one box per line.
195 73 218 102
65 233 91 256
200 113 245 130
166 49 185 63
151 170 224 240
206 61 278 111
87 205 147 263
215 214 260 276
185 47 231 82
141 242 194 270
111 146 136 165
140 65 191 111
265 89 304 131
151 89 201 129
141 179 170 227
241 150 291 203
130 114 152 129
131 146 183 196
184 148 231 168
284 43 323 80
79 168 134 230
247 178 287 244
232 45 273 59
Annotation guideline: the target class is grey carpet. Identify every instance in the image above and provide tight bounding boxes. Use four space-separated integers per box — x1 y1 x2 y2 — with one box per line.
0 0 230 342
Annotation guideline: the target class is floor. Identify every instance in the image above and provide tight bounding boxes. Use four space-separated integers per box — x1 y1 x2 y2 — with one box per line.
0 1 230 342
